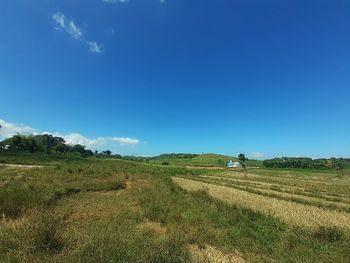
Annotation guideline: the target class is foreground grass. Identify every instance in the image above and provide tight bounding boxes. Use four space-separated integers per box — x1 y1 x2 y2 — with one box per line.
0 161 190 262
0 158 349 262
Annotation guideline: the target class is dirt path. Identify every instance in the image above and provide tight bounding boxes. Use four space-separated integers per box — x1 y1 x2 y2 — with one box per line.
0 163 44 169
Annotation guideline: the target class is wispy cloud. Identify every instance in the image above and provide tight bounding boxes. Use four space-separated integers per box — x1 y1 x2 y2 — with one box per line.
52 12 83 40
87 41 103 54
0 120 139 148
44 132 108 147
52 12 104 54
112 137 139 145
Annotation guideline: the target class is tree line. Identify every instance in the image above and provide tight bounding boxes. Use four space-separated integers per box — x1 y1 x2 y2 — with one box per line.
0 134 112 157
153 153 200 159
263 157 348 171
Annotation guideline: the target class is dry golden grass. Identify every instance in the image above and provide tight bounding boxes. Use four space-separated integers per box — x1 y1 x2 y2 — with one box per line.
200 175 350 202
54 179 149 226
219 171 350 196
136 219 167 236
189 244 246 263
196 176 350 210
201 175 305 189
125 178 151 190
173 177 350 229
55 191 127 225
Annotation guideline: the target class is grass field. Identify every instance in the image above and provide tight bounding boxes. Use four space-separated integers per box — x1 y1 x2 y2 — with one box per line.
0 156 349 262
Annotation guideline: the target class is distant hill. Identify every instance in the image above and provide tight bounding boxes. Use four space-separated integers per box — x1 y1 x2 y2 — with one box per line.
150 153 260 167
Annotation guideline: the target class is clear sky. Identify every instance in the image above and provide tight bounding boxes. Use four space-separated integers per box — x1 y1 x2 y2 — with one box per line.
0 0 350 158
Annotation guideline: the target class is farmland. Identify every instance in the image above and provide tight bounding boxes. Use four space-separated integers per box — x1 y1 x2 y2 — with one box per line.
0 155 350 262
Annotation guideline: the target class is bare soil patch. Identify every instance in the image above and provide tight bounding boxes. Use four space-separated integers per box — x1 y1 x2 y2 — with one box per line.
189 244 246 263
137 219 167 236
0 164 44 169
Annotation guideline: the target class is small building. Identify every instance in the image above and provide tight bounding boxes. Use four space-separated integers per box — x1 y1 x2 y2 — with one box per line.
227 160 240 168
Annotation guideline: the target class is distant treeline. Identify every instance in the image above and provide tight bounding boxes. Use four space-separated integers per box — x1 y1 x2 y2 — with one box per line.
152 153 200 159
263 157 349 169
120 153 200 163
0 134 96 157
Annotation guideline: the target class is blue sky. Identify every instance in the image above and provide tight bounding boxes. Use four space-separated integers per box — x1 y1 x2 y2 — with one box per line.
0 0 350 158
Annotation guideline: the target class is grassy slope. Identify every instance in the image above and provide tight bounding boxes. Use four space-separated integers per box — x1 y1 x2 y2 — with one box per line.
150 153 263 167
0 156 349 262
0 152 86 166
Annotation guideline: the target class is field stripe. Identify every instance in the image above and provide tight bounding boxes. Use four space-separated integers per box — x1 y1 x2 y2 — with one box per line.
195 176 350 210
173 177 350 229
199 175 350 202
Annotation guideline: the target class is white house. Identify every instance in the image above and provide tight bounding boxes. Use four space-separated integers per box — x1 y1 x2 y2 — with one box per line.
227 160 240 168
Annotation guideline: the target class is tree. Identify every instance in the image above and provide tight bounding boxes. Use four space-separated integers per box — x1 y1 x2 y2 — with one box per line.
85 150 94 157
23 136 40 153
238 153 247 169
72 144 87 156
336 160 344 177
52 143 69 153
102 150 112 156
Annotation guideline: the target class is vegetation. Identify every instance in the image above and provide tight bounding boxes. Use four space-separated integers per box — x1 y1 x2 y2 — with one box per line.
149 153 261 168
263 157 350 171
0 134 94 157
238 153 247 169
0 140 349 262
153 153 200 159
173 177 350 229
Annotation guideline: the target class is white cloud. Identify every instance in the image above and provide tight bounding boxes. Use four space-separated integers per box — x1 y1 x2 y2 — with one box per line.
59 133 107 147
52 12 83 40
0 120 139 149
112 137 139 145
87 41 103 54
52 12 65 28
0 119 37 137
52 12 104 54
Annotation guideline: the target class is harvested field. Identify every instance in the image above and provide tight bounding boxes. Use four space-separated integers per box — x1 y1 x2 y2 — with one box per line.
192 176 350 211
172 177 350 229
200 175 350 200
217 171 350 196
